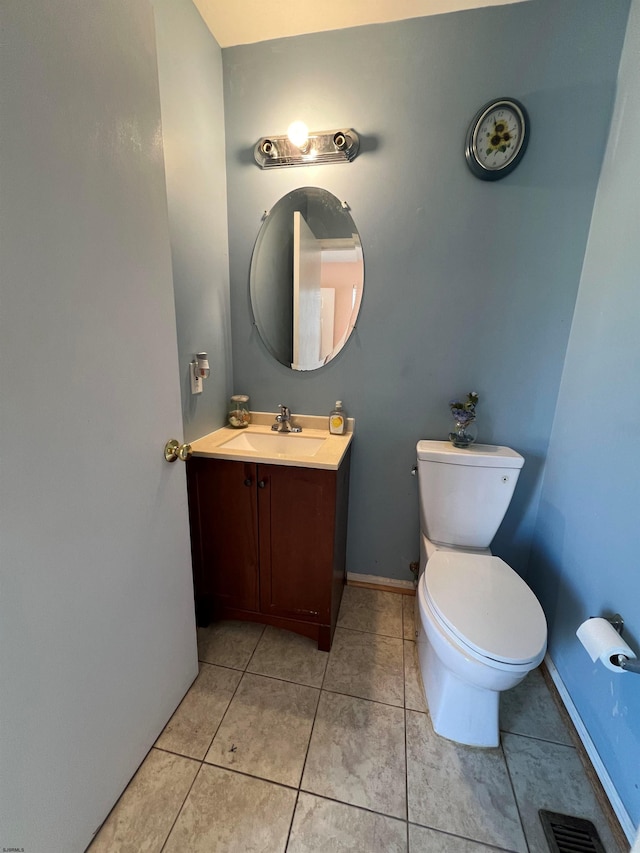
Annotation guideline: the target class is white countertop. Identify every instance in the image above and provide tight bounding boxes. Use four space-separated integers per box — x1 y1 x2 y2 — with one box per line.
190 412 354 470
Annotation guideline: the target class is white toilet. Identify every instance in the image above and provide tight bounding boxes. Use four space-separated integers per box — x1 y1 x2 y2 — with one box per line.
415 440 547 747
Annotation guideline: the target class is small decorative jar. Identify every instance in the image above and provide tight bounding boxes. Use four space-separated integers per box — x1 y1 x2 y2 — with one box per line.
228 394 251 428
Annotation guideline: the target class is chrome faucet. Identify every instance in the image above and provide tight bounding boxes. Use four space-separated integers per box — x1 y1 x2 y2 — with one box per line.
271 404 302 433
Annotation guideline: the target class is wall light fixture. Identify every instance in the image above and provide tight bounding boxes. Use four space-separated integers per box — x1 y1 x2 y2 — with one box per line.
254 127 360 169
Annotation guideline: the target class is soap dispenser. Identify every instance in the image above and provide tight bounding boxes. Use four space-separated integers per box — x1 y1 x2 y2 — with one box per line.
329 400 346 435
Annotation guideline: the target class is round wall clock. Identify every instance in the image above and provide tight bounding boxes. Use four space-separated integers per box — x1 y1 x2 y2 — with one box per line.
465 98 529 181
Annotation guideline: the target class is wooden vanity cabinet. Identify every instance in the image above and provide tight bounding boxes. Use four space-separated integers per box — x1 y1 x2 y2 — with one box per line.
186 449 351 651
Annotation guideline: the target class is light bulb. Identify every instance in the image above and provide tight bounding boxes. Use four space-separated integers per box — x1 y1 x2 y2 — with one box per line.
196 352 210 379
287 120 309 149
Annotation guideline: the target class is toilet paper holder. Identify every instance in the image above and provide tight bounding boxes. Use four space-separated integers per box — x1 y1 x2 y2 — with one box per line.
601 614 640 674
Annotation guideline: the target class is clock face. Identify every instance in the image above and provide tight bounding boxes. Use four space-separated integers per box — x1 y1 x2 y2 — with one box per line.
465 99 529 181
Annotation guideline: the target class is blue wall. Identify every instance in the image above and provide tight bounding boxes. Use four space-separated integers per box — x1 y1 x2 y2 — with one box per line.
154 0 232 443
529 0 640 829
222 0 629 581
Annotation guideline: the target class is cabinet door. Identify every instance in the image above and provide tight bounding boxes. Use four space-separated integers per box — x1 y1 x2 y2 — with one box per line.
258 464 336 622
188 458 259 613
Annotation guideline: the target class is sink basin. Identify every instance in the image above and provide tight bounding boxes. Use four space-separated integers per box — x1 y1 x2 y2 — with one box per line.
220 431 326 457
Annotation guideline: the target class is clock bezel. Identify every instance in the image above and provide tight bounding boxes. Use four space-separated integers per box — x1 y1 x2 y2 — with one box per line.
465 98 529 181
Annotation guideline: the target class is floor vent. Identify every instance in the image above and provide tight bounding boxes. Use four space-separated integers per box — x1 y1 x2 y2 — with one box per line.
539 810 606 853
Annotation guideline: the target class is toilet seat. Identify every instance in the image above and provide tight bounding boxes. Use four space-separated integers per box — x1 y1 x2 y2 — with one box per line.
424 551 547 667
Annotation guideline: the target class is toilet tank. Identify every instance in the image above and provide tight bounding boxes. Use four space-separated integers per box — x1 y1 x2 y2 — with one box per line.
416 441 524 548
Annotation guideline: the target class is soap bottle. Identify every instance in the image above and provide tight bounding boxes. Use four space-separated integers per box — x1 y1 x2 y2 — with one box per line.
329 400 346 435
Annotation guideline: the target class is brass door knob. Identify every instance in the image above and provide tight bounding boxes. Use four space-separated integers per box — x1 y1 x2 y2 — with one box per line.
164 439 193 462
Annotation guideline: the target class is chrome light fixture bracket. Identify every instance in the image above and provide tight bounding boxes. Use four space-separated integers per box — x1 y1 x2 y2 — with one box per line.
254 128 360 169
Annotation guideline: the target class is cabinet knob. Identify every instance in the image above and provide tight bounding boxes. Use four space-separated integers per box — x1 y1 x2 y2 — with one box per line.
258 480 266 489
244 478 252 487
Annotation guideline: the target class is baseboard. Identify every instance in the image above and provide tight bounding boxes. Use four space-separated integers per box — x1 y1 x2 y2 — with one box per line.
544 653 636 844
346 573 415 595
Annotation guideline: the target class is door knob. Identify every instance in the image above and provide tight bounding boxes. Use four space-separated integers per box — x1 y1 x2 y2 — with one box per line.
164 439 193 462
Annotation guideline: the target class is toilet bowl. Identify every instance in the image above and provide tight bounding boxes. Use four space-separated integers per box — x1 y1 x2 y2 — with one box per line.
416 539 546 746
414 440 547 747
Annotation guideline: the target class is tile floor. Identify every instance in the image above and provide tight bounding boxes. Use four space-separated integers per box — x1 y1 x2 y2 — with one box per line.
88 587 625 853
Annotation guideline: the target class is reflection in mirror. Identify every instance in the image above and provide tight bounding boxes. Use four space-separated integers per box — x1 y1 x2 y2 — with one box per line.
250 187 364 371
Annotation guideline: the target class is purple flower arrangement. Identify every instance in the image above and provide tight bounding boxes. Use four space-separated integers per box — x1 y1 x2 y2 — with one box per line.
449 391 479 424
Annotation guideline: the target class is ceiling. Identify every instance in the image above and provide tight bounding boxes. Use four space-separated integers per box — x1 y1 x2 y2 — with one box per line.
193 0 528 48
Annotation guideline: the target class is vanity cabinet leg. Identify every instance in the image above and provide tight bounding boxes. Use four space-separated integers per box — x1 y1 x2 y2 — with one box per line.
318 625 332 652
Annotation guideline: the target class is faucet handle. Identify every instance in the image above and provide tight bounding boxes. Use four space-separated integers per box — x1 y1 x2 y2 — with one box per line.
278 403 290 417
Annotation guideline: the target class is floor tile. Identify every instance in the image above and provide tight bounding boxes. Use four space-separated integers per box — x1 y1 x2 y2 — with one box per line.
302 691 406 819
288 792 407 853
337 586 403 637
403 594 417 640
247 625 328 688
163 764 296 853
408 823 500 852
502 733 624 853
197 620 264 669
406 710 527 852
500 666 573 745
205 672 319 787
154 663 241 759
403 641 428 713
323 627 404 706
88 748 199 853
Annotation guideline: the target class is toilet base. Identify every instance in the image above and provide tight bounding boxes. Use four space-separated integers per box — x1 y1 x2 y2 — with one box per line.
415 542 544 749
418 622 500 747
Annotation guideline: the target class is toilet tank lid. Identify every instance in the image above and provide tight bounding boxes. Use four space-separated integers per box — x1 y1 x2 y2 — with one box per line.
416 440 524 469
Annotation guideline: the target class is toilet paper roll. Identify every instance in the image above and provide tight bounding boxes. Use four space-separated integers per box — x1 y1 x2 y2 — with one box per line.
576 618 637 672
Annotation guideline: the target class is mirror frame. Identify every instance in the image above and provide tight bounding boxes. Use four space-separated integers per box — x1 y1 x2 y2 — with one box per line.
249 187 364 371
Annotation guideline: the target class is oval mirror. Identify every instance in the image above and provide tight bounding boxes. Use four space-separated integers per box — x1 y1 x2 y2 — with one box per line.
250 187 364 371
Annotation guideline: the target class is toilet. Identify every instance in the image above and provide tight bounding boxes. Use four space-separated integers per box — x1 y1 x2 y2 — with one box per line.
415 440 547 747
